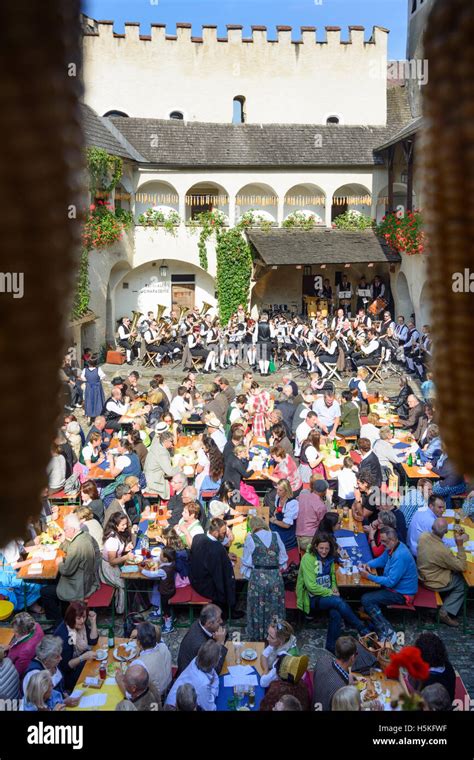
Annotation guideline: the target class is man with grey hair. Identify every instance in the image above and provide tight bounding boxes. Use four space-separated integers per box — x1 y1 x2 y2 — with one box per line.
359 526 418 644
144 430 184 500
176 603 227 676
166 640 221 711
401 393 424 433
22 636 80 707
40 514 100 623
417 517 468 627
167 472 189 527
176 683 198 711
275 384 296 435
116 663 161 711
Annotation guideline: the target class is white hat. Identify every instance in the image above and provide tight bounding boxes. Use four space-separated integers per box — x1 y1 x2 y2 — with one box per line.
155 421 169 434
209 500 227 518
205 413 223 429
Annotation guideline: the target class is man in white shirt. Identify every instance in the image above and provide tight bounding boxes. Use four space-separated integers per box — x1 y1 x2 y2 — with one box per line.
117 316 140 365
407 495 445 557
104 386 130 431
294 410 318 457
205 414 227 453
169 386 193 421
165 640 221 711
351 329 381 369
312 391 341 438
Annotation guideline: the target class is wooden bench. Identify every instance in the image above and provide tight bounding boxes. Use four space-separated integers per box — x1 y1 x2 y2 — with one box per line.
49 490 80 505
387 585 442 630
169 586 212 627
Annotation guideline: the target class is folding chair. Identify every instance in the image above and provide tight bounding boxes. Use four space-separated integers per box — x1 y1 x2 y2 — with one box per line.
142 350 158 368
322 347 345 382
363 347 386 384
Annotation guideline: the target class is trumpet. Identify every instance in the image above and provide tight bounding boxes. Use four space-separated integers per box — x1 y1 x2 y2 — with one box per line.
129 311 143 346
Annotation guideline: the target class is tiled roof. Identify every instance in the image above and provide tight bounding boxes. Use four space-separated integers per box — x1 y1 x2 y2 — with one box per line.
109 86 412 168
82 104 145 161
247 228 401 265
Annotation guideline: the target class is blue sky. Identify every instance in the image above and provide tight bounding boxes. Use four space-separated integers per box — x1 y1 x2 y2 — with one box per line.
83 0 409 59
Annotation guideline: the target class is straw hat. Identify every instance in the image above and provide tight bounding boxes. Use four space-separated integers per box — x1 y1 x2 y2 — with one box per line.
205 413 223 429
155 421 169 434
276 655 309 684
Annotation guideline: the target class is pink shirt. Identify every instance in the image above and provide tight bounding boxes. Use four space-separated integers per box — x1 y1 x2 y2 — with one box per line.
273 456 302 494
295 492 327 538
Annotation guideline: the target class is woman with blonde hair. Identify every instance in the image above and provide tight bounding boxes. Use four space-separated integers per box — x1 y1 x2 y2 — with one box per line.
23 670 65 711
269 479 299 550
132 417 151 448
331 685 361 711
75 504 103 549
241 516 288 640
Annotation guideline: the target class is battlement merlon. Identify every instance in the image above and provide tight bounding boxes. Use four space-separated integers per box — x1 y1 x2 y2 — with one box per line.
83 18 389 48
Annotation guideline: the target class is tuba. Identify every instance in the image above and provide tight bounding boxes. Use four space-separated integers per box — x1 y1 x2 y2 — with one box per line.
172 305 188 325
156 304 167 323
199 302 213 318
129 310 143 345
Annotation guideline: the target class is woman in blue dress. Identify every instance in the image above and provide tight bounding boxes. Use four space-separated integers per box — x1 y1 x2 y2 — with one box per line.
80 357 106 423
0 542 43 612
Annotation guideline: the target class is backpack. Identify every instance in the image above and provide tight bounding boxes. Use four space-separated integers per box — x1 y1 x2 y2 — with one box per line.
281 561 300 590
123 612 146 638
63 473 80 495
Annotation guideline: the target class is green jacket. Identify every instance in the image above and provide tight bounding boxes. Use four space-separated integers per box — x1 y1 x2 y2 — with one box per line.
296 551 338 615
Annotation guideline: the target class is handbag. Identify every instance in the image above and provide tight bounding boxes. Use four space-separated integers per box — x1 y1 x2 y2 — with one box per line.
358 632 395 669
281 561 299 590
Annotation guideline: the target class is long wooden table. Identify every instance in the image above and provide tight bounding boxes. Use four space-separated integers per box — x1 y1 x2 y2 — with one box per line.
402 464 440 482
222 641 265 675
67 636 133 711
0 627 14 647
335 510 379 589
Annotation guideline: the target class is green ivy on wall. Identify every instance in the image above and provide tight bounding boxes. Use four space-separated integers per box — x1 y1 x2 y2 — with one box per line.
216 228 252 324
188 210 227 270
71 248 91 321
86 147 123 193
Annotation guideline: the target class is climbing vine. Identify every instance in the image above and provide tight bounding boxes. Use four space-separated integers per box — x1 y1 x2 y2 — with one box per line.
215 228 252 325
188 210 227 269
86 147 123 193
71 248 91 320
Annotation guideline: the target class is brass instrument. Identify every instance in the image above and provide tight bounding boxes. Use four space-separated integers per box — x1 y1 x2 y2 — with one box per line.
199 302 213 318
129 310 143 346
171 305 188 325
156 304 167 323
